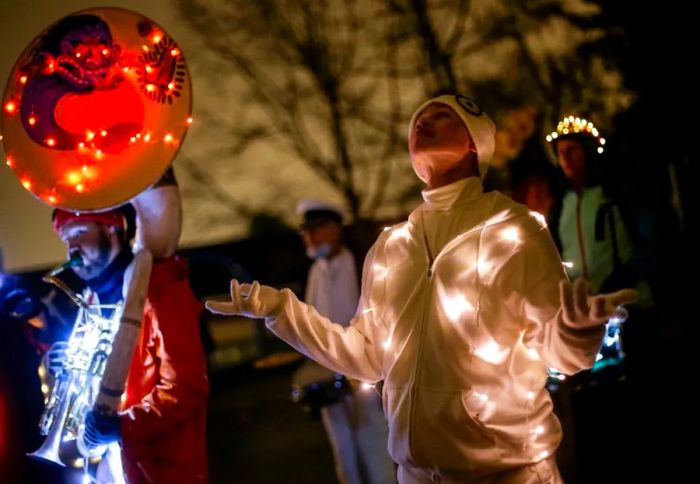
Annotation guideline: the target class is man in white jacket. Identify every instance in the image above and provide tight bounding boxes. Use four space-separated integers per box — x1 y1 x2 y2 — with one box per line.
208 94 636 483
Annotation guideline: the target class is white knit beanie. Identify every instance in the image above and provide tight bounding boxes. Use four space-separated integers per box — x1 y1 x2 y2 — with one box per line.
408 94 496 178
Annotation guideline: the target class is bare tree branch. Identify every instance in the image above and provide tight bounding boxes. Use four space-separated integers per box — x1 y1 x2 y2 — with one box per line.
176 0 629 226
177 155 256 218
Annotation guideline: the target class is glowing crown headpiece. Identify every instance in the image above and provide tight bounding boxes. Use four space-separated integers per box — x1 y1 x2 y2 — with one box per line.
546 115 606 155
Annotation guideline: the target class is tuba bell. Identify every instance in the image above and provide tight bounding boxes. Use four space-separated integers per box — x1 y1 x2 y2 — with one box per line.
1 7 192 466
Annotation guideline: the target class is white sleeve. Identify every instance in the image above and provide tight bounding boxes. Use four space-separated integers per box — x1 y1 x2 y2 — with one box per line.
265 245 387 382
500 228 604 375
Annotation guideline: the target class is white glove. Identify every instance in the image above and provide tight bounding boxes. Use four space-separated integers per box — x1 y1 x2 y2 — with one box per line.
559 278 637 330
205 280 282 319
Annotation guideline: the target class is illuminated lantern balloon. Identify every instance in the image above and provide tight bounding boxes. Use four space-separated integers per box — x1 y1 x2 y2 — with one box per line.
1 7 191 211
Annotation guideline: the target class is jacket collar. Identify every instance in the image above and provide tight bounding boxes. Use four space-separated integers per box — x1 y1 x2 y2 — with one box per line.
421 176 483 211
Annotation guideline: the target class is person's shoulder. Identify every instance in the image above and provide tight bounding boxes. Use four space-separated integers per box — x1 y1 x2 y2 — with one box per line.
308 257 324 273
368 220 413 257
378 220 410 242
484 192 548 241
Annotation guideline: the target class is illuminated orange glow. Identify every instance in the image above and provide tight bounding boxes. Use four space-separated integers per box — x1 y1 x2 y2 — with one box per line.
81 165 96 179
66 171 81 185
54 79 145 151
186 117 193 125
3 8 192 212
4 101 17 114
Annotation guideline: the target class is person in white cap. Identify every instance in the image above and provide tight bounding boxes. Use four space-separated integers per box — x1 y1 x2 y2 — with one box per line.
207 94 637 483
292 199 395 484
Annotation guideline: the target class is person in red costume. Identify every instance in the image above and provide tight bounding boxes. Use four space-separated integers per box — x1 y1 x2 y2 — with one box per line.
46 168 209 483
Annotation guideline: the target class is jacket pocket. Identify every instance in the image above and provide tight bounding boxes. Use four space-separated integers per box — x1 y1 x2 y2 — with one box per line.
461 389 497 441
409 389 499 471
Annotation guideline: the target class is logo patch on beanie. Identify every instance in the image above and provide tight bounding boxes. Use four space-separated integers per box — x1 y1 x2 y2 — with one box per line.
456 95 482 117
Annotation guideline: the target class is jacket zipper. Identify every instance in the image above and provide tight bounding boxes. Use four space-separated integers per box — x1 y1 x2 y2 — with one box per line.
407 221 433 459
407 218 480 459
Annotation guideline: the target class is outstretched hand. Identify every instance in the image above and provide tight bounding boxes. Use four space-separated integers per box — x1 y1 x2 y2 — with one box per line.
206 280 282 320
559 278 637 330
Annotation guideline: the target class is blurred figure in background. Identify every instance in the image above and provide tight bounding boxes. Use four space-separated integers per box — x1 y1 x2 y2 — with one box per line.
292 199 394 484
512 173 556 220
546 115 658 481
547 116 649 306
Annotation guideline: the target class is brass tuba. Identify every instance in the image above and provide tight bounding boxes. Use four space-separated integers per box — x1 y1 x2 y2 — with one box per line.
29 254 123 465
29 245 153 467
2 7 192 466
